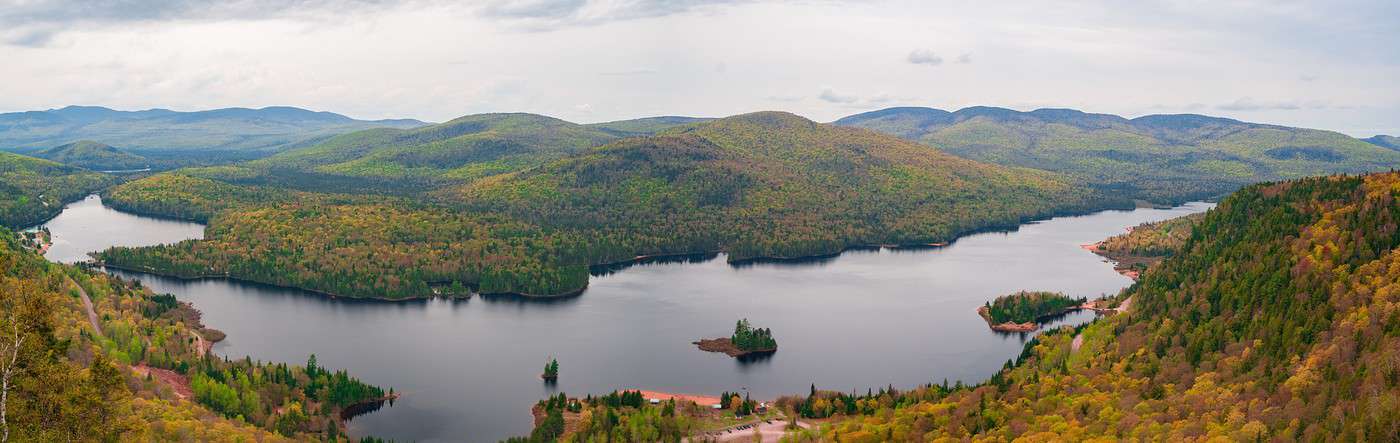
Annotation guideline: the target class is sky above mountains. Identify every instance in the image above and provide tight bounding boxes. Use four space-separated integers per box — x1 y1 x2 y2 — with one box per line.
1 0 1397 136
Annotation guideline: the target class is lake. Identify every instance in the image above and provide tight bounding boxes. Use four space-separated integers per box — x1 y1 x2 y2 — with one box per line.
41 195 1212 442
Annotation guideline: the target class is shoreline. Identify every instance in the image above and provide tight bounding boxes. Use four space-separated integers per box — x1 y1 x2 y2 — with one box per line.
693 337 777 358
977 298 1121 333
98 262 477 302
91 198 1181 301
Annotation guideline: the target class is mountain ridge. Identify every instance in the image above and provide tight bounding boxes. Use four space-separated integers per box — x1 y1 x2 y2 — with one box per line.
835 106 1400 202
0 105 428 152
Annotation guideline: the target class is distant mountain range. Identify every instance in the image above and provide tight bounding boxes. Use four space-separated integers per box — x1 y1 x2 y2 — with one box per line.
1365 135 1400 151
834 106 1400 202
183 113 715 194
0 105 428 153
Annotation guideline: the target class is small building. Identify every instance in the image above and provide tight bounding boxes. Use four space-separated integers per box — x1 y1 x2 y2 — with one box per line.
756 402 768 413
649 398 660 405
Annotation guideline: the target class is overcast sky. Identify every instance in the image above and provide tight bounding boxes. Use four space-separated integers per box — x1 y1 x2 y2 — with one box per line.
1 0 1397 136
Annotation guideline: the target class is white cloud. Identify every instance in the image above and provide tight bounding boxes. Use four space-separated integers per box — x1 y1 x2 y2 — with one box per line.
907 49 943 66
818 89 858 104
1218 97 1329 111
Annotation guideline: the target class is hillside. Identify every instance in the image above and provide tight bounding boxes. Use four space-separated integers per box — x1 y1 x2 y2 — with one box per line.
0 152 113 227
98 112 1112 298
0 105 426 153
585 116 713 136
0 227 387 440
1365 135 1400 151
812 171 1400 440
835 107 1400 202
34 140 148 171
191 113 622 195
462 111 1112 261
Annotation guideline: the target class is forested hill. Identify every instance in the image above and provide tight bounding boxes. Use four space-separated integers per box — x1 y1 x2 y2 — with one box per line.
0 227 386 440
583 116 713 137
34 140 149 171
819 171 1400 440
98 112 1111 299
0 105 426 153
835 107 1400 203
193 112 623 194
461 111 1110 261
0 151 113 227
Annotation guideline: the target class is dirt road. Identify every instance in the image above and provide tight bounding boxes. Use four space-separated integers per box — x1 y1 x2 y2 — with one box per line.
69 278 102 337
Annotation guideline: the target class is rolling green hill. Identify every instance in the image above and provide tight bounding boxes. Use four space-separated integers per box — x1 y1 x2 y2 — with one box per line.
34 140 148 171
0 152 113 227
835 107 1400 202
815 170 1400 441
584 116 712 136
190 113 622 195
98 112 1111 298
461 111 1111 261
0 105 426 153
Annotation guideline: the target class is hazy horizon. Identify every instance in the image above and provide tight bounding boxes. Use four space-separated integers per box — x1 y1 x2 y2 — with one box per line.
2 1 1397 136
11 102 1393 139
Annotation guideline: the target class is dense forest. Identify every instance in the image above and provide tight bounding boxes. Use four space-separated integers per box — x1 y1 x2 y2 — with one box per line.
1097 212 1205 258
731 318 777 351
97 112 1110 298
981 291 1086 324
0 151 114 228
836 107 1400 203
1093 212 1207 274
0 226 388 440
805 171 1400 440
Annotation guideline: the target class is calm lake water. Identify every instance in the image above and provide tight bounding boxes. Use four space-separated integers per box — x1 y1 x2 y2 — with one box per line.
41 195 1212 442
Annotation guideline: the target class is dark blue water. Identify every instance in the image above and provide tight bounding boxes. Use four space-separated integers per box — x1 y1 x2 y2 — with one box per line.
43 196 1211 442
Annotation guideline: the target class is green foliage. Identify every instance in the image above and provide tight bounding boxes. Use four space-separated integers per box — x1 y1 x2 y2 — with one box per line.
509 391 691 443
820 171 1400 440
462 111 1110 262
542 358 559 379
0 227 299 441
220 112 621 195
982 291 1085 324
837 107 1400 203
101 112 1111 299
1097 212 1205 257
584 116 712 137
731 318 776 351
0 151 114 227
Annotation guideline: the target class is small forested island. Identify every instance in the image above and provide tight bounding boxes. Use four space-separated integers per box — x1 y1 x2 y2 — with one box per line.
541 358 559 381
694 318 777 357
977 291 1087 332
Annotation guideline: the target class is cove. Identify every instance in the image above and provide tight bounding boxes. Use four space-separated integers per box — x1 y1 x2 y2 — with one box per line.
40 195 1212 442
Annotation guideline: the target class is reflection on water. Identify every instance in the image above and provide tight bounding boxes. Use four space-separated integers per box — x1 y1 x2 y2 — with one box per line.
46 196 1212 442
